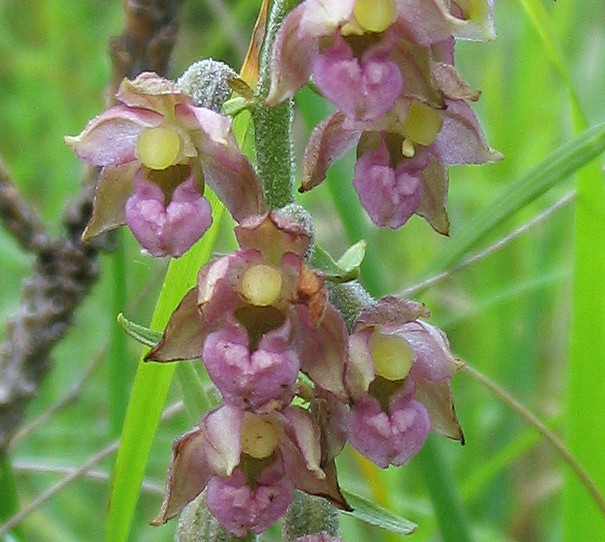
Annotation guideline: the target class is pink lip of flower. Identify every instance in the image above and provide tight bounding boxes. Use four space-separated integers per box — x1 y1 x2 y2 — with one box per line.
205 466 295 536
124 173 213 258
346 393 431 468
201 316 300 413
65 72 265 257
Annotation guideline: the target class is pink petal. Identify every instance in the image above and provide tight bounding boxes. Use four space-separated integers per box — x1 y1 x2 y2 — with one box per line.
82 162 138 242
193 120 266 222
301 112 361 192
294 304 349 400
432 99 502 165
116 72 194 113
414 154 450 235
235 212 311 263
354 296 429 330
267 3 319 106
65 105 161 166
404 321 458 381
414 379 464 442
151 405 243 525
145 288 205 362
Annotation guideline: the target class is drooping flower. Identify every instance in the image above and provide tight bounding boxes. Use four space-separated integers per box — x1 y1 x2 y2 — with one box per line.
65 72 265 257
267 0 495 119
345 296 463 468
152 404 348 535
301 90 501 233
146 212 349 410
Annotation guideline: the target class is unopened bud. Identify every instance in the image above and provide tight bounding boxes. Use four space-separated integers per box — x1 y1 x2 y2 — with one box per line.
177 59 238 112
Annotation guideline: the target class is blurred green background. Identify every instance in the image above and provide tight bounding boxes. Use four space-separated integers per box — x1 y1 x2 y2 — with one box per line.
1 0 604 541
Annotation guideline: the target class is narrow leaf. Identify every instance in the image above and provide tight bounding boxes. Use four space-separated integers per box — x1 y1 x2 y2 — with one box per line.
336 240 367 272
342 489 417 535
117 313 162 347
104 191 225 542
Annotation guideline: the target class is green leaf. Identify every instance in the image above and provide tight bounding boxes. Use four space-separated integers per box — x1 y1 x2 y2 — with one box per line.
117 313 162 348
336 240 367 272
312 245 362 283
342 489 417 535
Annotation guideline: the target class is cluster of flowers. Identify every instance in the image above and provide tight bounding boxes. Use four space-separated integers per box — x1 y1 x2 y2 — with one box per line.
66 0 498 538
269 0 500 232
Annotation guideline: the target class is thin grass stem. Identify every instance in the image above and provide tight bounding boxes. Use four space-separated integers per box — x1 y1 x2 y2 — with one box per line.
402 191 575 297
462 363 605 517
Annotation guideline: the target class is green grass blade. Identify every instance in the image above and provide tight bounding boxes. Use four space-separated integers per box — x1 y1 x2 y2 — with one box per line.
0 453 24 542
104 191 225 542
424 124 605 276
108 231 130 437
566 157 605 539
417 437 474 542
514 1 605 537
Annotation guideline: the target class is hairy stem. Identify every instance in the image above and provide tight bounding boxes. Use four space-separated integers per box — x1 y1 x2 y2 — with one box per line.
252 0 298 208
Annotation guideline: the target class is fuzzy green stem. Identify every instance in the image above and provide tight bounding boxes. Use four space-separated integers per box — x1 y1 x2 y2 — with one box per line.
175 492 257 542
282 492 340 541
252 0 298 208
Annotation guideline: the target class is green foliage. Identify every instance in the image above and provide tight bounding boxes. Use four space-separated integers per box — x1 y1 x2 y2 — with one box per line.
1 1 605 541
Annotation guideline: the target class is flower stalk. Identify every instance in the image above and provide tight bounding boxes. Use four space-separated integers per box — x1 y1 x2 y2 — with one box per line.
252 0 299 208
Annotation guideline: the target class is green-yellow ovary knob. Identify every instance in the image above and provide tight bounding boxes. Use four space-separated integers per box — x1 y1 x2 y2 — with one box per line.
369 331 416 381
401 101 443 147
241 413 280 459
401 138 416 158
240 264 283 307
136 126 181 170
353 0 397 33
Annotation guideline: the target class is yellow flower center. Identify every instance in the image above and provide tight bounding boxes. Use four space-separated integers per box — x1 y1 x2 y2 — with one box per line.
401 101 443 149
352 0 397 33
241 413 279 459
136 126 181 170
369 330 416 381
240 264 283 307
